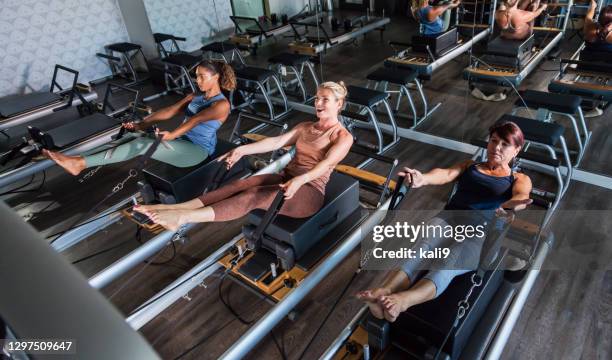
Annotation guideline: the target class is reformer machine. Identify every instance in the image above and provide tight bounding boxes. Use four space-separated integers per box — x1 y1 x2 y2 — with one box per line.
0 84 149 189
122 144 411 360
548 41 612 109
287 13 391 56
320 120 565 360
464 0 574 90
385 0 497 78
228 8 322 53
0 65 98 134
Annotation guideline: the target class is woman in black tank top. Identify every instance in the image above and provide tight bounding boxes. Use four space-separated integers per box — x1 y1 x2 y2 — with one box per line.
357 121 533 322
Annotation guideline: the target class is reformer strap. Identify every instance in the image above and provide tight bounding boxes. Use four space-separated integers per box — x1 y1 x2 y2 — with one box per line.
246 190 286 251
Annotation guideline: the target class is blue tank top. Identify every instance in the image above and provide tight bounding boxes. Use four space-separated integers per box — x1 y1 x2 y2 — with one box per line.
183 93 226 155
446 163 514 211
418 6 444 35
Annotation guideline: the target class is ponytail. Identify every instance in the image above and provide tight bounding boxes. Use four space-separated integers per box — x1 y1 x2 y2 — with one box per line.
197 60 237 92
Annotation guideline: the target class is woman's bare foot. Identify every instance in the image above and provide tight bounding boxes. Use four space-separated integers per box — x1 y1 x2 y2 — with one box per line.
356 288 391 319
378 291 415 322
133 204 172 216
42 149 86 176
148 209 186 232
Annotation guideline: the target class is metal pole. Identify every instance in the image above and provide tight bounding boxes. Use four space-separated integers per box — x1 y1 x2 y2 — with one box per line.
320 306 368 360
220 198 390 359
89 225 192 289
51 194 137 252
126 234 242 329
484 233 554 360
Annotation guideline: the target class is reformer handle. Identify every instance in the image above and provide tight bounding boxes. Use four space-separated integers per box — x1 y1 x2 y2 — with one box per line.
389 176 409 211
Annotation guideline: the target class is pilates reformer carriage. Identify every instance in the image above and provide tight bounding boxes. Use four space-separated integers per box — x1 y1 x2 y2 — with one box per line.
0 64 98 135
464 0 574 89
0 83 150 190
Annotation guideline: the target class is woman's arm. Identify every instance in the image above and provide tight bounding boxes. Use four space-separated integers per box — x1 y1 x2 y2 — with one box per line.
161 99 230 140
515 4 547 24
427 1 461 21
586 0 597 21
400 159 473 188
280 130 354 199
500 173 533 210
238 123 308 156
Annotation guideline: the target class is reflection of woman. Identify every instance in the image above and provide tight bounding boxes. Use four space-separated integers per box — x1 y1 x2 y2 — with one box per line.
357 121 532 322
134 82 354 231
45 60 235 176
584 0 612 51
495 0 547 40
412 0 462 36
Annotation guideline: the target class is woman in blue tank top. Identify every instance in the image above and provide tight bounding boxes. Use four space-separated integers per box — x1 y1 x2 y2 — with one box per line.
44 60 236 176
412 0 461 36
358 121 532 322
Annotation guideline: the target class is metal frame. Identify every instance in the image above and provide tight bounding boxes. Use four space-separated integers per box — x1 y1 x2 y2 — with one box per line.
288 16 390 55
511 105 590 167
365 72 441 128
96 44 149 88
268 59 320 103
232 70 291 121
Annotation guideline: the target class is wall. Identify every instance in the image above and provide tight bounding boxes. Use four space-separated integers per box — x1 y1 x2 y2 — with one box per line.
267 0 312 17
0 0 130 97
143 0 234 52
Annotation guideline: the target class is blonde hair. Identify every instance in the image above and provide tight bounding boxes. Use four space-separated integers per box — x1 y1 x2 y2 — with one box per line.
318 81 348 102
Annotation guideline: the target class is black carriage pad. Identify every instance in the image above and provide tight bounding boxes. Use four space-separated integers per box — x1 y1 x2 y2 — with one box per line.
514 90 581 114
346 85 389 107
268 52 312 67
582 42 612 62
235 66 277 82
201 41 239 54
366 67 418 85
497 114 564 146
162 53 201 68
412 27 459 57
0 92 62 118
245 172 360 262
106 42 142 53
388 269 504 359
142 140 246 203
486 34 534 58
44 112 120 149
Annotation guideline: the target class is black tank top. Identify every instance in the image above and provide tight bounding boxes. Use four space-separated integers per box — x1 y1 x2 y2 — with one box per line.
445 163 514 211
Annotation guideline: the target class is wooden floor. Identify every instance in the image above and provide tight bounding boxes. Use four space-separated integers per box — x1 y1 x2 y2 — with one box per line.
1 11 611 360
